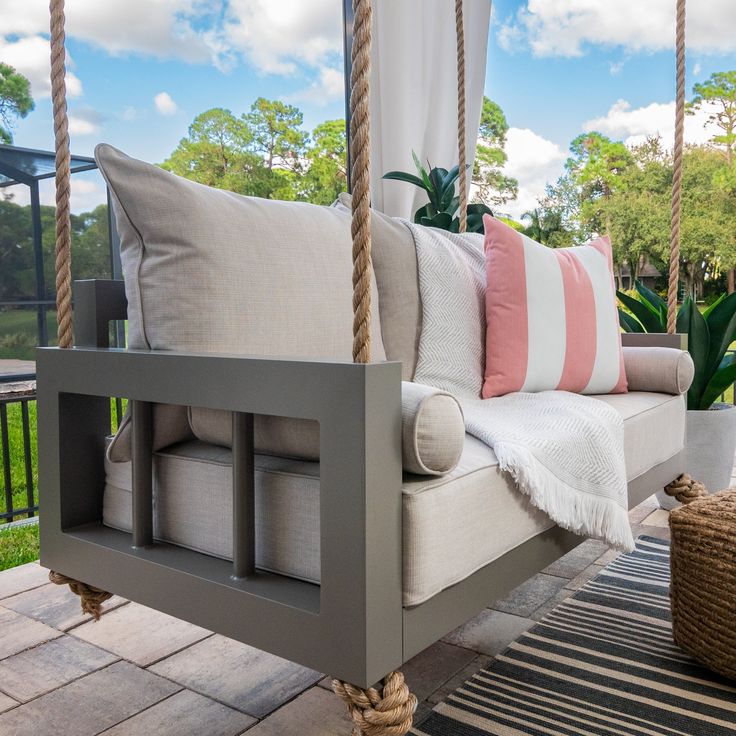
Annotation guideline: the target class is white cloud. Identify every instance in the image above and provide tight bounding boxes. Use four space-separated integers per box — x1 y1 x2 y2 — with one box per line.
0 35 82 99
224 0 342 75
121 106 138 121
583 98 722 148
68 107 103 135
0 0 221 64
154 92 178 116
609 60 624 76
501 128 566 219
290 66 344 106
499 0 736 57
693 62 702 76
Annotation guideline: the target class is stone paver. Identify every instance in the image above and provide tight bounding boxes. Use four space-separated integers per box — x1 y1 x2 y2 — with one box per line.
641 508 670 528
492 573 569 618
99 689 255 735
543 539 609 579
0 691 19 714
398 641 477 702
0 635 118 702
71 602 211 666
442 609 534 657
564 563 604 591
0 607 62 659
530 588 574 621
149 634 322 718
2 583 127 631
0 562 49 600
244 686 354 735
426 654 493 706
0 661 180 736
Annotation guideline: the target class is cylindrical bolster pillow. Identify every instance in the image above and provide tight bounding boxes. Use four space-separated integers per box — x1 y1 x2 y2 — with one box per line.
623 347 694 395
402 382 464 476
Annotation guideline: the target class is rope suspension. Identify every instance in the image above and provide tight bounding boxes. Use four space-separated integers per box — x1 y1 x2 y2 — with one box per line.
667 0 686 334
350 0 373 364
48 0 113 619
50 0 73 349
455 0 468 233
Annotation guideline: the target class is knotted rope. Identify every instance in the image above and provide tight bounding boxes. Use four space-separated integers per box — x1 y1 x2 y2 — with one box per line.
350 0 372 364
333 672 417 736
455 0 467 233
333 2 418 730
48 571 113 620
48 0 114 619
664 474 708 504
667 0 686 334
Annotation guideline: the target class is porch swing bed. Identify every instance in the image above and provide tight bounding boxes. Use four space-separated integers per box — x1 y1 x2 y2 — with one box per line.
38 0 697 731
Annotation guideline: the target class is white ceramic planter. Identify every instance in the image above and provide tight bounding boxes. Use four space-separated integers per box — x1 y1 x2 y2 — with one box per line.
657 403 736 510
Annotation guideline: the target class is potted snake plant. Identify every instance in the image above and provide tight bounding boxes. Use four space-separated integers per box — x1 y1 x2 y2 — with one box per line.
619 281 736 508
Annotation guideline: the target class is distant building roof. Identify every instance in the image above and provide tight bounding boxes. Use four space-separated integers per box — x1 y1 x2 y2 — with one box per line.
620 262 661 279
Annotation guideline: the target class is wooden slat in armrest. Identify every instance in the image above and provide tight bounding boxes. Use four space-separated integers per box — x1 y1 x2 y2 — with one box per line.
621 333 687 350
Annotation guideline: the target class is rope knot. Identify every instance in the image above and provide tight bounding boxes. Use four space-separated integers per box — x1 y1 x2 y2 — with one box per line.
664 473 708 505
332 671 417 736
49 571 113 620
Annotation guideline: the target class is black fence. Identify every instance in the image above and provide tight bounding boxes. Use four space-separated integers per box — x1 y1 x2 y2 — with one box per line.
0 375 124 524
0 387 37 522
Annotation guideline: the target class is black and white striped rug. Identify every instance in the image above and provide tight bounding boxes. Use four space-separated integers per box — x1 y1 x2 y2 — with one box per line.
413 537 736 736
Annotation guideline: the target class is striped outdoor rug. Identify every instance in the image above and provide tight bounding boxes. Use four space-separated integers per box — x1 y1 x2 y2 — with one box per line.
413 536 736 736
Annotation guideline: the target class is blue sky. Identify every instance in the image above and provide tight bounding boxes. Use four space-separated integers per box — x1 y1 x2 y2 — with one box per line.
2 0 735 216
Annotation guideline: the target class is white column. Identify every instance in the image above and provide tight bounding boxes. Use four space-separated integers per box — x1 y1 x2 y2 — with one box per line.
370 0 492 218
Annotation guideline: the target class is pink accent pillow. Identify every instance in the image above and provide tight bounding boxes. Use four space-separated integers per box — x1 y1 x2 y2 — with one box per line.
482 215 627 399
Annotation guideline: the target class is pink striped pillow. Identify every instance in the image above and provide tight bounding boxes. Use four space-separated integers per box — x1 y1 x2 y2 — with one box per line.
482 215 627 399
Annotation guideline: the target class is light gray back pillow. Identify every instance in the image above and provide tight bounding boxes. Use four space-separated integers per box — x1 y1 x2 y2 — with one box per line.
96 144 385 461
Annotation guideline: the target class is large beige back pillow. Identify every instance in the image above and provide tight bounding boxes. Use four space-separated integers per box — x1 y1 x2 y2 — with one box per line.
96 144 385 461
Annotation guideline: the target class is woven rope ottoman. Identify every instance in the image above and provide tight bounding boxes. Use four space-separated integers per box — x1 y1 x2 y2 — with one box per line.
669 489 736 680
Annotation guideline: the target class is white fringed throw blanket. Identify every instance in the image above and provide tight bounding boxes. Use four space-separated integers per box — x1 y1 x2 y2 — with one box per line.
407 223 634 551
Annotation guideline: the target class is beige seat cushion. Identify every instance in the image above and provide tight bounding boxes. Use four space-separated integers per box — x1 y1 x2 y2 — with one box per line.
103 391 685 607
593 391 686 480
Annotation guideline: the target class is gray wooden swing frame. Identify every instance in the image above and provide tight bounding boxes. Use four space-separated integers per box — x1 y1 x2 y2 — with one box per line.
38 278 686 688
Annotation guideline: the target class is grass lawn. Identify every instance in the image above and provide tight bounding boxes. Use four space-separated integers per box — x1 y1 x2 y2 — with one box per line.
0 309 58 360
0 522 39 570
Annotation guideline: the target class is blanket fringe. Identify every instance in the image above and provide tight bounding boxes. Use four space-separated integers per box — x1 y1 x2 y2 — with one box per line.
494 443 635 552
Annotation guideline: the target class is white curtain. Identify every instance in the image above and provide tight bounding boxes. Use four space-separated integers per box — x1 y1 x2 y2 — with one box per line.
369 0 492 218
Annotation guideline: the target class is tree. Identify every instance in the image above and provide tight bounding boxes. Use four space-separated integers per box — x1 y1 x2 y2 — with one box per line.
160 108 267 195
689 70 736 165
521 208 570 248
247 98 308 173
0 64 34 144
472 97 518 206
301 120 347 204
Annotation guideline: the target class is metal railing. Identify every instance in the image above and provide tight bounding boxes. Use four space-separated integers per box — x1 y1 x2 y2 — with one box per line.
0 374 124 524
0 383 38 522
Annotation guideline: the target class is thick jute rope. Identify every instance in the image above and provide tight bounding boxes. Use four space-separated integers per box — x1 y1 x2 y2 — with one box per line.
669 489 736 679
350 0 372 364
667 0 686 334
455 0 467 233
48 0 113 619
333 672 417 736
332 1 417 732
664 473 708 504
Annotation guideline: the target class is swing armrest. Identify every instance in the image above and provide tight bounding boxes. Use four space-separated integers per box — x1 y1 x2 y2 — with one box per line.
36 345 404 686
